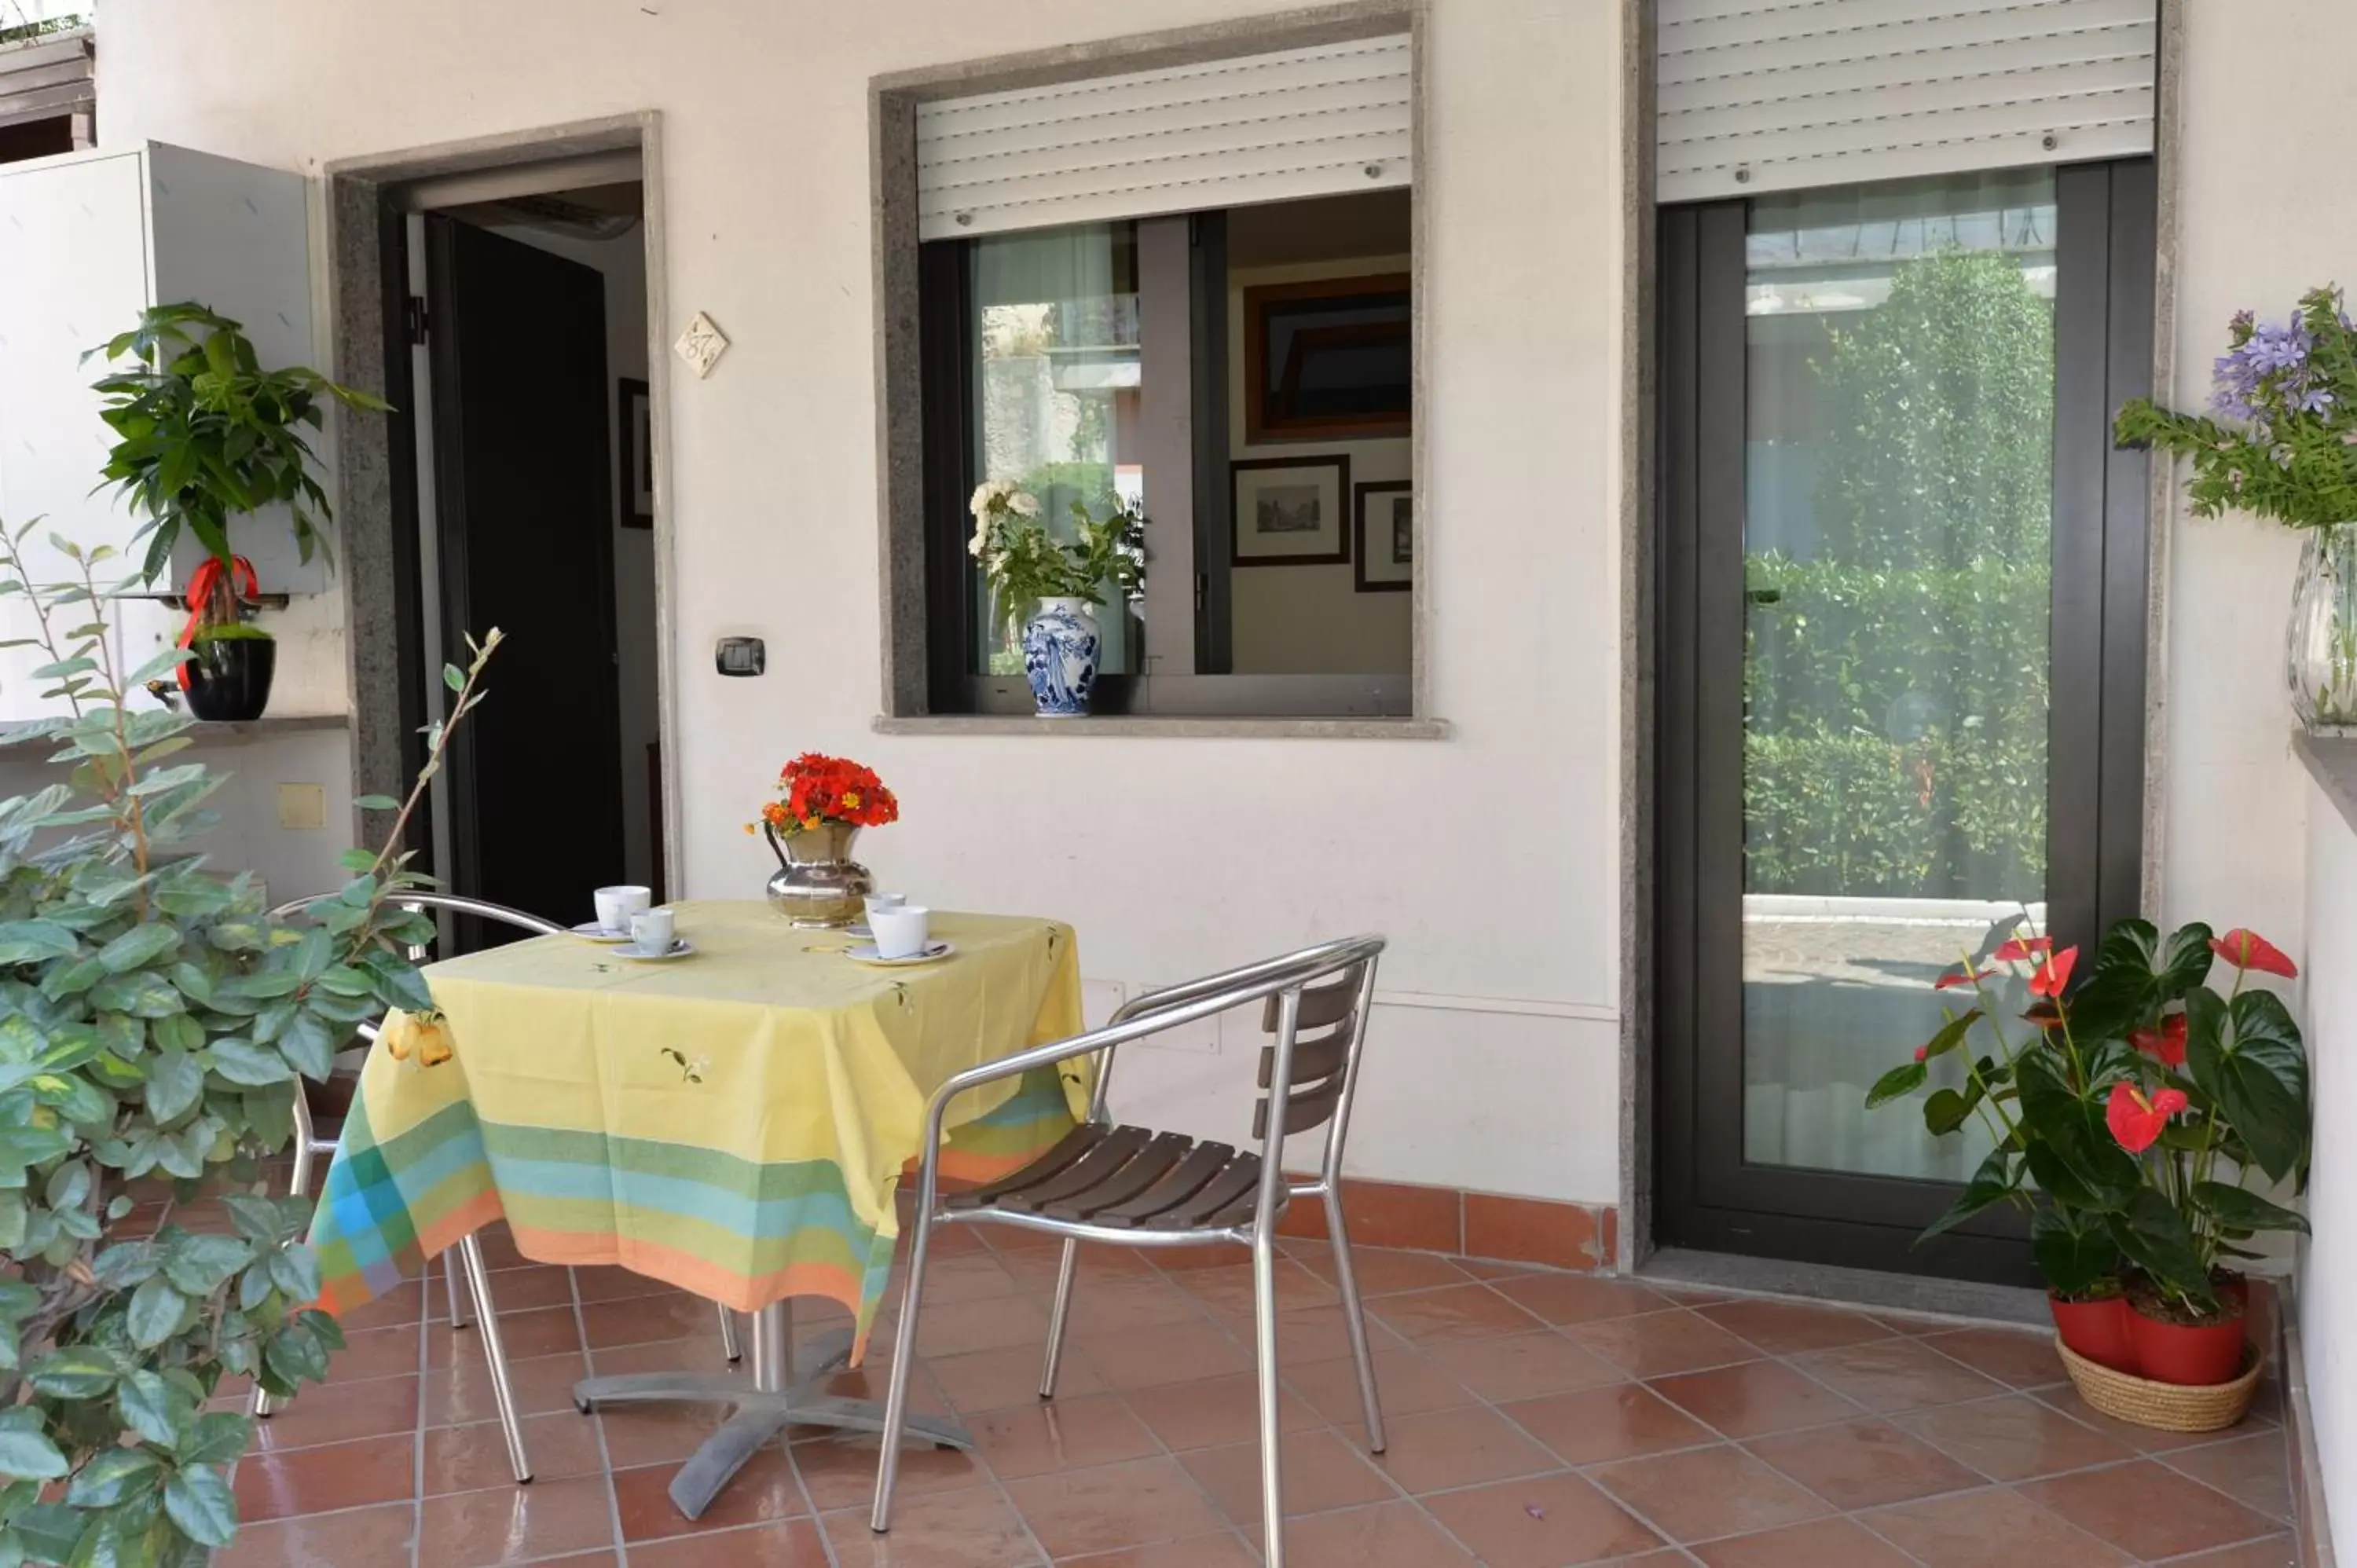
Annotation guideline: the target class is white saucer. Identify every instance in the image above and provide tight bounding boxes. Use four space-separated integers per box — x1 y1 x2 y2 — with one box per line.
845 940 954 967
843 922 874 940
571 921 636 945
617 939 695 962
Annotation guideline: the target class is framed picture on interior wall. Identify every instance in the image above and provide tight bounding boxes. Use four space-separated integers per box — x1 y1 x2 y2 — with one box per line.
1231 455 1351 567
1243 272 1411 445
619 377 654 529
1353 480 1412 592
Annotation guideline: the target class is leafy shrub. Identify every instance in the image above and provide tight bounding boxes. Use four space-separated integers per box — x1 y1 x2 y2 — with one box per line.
0 522 497 1566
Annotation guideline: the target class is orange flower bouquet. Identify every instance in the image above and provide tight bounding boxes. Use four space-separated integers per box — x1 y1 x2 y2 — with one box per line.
753 753 899 926
756 752 900 837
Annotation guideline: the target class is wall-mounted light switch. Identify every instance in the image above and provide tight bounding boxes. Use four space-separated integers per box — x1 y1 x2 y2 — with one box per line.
716 637 765 677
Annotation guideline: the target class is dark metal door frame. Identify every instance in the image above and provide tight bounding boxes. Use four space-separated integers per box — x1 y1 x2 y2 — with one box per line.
1654 159 2158 1281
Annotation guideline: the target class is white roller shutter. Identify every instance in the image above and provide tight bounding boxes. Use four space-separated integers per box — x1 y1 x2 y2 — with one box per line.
915 35 1411 241
1658 0 2156 203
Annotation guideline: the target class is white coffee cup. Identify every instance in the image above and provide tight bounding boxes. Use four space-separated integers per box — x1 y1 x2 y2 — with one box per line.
629 907 676 954
869 904 930 961
863 892 907 925
595 885 651 934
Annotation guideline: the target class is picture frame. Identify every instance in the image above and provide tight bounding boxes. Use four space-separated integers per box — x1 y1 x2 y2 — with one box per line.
1353 480 1412 592
618 376 653 529
1231 455 1351 567
1242 272 1411 445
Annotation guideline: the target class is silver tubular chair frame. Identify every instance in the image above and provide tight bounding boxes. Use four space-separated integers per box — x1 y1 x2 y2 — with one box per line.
870 935 1388 1567
253 892 566 1483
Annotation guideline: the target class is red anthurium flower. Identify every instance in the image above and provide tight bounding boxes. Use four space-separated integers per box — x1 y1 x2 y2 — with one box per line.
2027 945 2078 998
1933 962 1980 991
2210 928 2298 979
2106 1081 2189 1154
2131 1013 2189 1068
1992 935 2053 963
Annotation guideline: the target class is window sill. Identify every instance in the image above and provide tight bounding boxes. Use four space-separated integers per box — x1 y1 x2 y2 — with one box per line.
871 713 1450 740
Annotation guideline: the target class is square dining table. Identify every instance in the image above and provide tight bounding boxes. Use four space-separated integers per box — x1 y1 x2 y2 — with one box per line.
302 901 1087 1517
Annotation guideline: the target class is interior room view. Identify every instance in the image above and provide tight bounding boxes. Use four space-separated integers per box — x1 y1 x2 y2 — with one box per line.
0 1 2352 1565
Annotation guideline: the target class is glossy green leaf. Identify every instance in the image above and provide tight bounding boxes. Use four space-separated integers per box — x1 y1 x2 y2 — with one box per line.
113 1370 181 1448
64 1449 159 1509
1919 1147 2018 1243
27 1346 121 1400
125 1276 187 1349
2190 1181 2311 1236
1865 1061 1926 1109
161 1233 252 1297
2184 987 2310 1183
161 1465 236 1549
2106 1187 2214 1304
2030 1204 2122 1299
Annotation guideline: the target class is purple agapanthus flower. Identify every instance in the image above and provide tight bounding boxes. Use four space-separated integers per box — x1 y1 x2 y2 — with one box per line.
2210 312 2330 423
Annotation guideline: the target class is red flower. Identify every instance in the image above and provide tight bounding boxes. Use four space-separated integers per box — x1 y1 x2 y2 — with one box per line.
2131 1013 2189 1068
2028 945 2078 998
2210 929 2298 979
1912 1043 1929 1062
1934 964 1980 991
2106 1081 2189 1154
764 753 901 833
1992 935 2053 963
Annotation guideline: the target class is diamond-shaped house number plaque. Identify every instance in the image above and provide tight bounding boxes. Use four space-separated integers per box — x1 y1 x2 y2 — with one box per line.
674 311 730 379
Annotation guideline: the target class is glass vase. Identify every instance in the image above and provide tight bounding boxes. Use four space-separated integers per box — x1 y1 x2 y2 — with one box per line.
2286 522 2357 734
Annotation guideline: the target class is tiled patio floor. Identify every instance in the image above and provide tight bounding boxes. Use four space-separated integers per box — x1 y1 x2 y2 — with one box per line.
221 1223 2297 1566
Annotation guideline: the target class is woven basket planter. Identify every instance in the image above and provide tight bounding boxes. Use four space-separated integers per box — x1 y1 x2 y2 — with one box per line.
2055 1335 2264 1434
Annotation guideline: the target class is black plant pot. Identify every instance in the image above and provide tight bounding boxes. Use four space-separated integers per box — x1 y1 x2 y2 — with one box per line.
183 637 277 721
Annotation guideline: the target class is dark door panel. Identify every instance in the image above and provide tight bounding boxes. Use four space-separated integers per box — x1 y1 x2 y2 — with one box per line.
426 215 625 945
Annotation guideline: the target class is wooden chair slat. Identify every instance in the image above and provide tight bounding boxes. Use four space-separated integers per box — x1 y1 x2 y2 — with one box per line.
1041 1130 1195 1221
1256 1029 1351 1091
1146 1150 1266 1229
1252 1076 1346 1141
944 1124 1105 1211
1259 966 1362 1033
999 1125 1157 1213
1091 1141 1238 1229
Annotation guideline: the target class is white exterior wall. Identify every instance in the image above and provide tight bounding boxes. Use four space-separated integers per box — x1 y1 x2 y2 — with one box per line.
2302 782 2357 1544
2159 0 2344 946
91 0 1632 1205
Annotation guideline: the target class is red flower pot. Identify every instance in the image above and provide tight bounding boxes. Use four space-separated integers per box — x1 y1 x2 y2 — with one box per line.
2050 1292 2138 1374
2128 1301 2247 1387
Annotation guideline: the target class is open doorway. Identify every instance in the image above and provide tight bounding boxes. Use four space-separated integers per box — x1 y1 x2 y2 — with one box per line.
398 170 658 943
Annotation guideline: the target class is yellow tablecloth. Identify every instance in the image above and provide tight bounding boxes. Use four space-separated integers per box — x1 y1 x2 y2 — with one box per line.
308 904 1084 1352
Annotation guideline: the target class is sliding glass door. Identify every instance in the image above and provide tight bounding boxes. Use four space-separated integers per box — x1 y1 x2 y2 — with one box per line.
1657 162 2155 1280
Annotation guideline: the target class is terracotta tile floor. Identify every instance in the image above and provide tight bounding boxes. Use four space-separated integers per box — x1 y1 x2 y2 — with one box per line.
220 1225 2298 1566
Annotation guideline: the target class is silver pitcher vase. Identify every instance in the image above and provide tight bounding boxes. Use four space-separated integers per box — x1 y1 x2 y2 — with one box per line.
763 819 874 927
2288 521 2357 735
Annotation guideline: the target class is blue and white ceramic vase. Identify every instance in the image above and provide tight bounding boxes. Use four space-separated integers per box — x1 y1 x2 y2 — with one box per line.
1021 596 1100 717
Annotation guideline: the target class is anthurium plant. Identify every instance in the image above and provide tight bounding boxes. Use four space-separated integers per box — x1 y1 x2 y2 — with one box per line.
1868 917 2311 1321
0 519 499 1566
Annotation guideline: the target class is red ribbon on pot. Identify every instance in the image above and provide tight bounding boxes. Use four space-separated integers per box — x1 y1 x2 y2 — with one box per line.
176 555 259 691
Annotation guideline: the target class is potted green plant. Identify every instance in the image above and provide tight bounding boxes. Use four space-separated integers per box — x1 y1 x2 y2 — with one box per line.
0 517 500 1564
2117 287 2357 733
88 302 387 722
1869 916 2310 1409
968 480 1145 717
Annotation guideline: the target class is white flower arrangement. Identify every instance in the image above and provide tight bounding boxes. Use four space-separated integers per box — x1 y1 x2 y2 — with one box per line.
966 480 1146 644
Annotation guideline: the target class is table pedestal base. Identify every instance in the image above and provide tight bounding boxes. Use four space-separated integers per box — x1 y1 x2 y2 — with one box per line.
572 1302 973 1520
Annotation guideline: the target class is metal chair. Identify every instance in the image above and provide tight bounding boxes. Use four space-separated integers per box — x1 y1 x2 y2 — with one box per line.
252 892 563 1482
871 936 1388 1566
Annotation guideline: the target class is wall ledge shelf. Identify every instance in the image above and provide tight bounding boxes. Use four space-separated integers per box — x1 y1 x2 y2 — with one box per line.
2296 729 2357 837
0 711 346 754
873 713 1449 740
